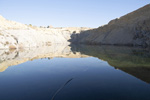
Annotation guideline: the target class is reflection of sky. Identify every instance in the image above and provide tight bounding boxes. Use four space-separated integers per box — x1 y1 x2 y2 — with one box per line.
0 57 150 100
0 0 149 27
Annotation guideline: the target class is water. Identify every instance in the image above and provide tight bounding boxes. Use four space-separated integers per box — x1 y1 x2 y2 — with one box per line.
0 45 150 100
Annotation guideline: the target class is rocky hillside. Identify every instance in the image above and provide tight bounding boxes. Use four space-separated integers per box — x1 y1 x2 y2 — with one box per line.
0 15 90 49
1 4 150 49
70 4 150 47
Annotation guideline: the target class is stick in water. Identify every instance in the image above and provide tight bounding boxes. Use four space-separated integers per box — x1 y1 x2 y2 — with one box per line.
51 78 74 100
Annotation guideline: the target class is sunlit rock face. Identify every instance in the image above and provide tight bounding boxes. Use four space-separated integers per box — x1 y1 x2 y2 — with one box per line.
0 15 90 49
0 45 89 72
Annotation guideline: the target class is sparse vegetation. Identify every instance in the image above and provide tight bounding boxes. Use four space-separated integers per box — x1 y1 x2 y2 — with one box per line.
40 26 43 28
29 24 32 27
46 41 51 46
0 33 4 36
47 25 53 28
9 45 17 49
5 41 9 45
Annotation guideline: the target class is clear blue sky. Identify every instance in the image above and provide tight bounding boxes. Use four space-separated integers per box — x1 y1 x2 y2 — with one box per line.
0 0 149 28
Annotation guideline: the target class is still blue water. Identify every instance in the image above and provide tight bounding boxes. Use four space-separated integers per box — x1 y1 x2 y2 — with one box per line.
0 45 150 100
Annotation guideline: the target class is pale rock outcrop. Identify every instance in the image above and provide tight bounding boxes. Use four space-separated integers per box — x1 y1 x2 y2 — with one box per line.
0 15 90 49
0 15 29 30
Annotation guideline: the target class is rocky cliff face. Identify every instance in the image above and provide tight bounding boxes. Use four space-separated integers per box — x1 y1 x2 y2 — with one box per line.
1 4 150 48
0 15 90 49
70 4 150 47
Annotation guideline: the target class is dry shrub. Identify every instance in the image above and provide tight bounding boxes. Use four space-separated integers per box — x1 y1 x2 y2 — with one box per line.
9 45 17 49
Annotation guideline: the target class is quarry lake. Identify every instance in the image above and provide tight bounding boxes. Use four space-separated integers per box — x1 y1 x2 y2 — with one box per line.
0 45 150 100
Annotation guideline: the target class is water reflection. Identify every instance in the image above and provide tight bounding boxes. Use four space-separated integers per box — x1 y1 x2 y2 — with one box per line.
71 45 150 83
0 45 89 72
1 44 150 83
0 45 150 100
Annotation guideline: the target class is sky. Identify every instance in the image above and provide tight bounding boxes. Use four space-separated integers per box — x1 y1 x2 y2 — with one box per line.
0 0 149 28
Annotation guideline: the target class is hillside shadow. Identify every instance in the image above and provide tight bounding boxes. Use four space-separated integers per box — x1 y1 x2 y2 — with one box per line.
68 28 97 44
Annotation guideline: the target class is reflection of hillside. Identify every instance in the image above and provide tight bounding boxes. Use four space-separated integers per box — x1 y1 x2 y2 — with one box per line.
1 44 150 83
0 45 89 72
71 45 150 83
